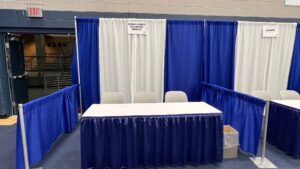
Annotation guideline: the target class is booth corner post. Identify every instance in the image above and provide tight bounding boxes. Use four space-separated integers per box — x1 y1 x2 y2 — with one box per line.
250 100 277 169
18 104 30 169
261 100 270 163
74 16 83 115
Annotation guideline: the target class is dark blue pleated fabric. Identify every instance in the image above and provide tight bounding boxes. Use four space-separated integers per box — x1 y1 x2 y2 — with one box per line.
72 18 100 111
164 20 205 101
203 21 237 89
288 24 300 93
16 85 80 169
201 83 265 155
267 101 300 158
81 114 223 169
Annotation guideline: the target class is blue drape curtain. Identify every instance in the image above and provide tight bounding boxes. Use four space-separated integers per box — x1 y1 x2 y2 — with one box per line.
204 21 237 89
16 85 79 169
72 18 100 111
164 20 237 101
267 101 300 158
81 114 223 169
288 24 300 93
201 83 265 155
164 20 205 101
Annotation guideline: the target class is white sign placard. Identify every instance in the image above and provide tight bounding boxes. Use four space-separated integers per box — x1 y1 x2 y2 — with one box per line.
128 21 147 35
262 25 279 38
285 0 300 6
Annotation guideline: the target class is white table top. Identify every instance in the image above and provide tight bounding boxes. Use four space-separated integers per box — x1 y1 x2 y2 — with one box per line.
83 102 221 117
272 100 300 110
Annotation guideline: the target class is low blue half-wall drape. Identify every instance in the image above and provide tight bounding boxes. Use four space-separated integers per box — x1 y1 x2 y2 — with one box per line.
203 21 237 89
201 83 265 155
164 20 204 101
72 18 100 111
81 114 223 169
16 85 79 169
288 24 300 93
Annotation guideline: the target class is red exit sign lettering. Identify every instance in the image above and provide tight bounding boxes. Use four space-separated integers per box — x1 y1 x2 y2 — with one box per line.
27 7 43 18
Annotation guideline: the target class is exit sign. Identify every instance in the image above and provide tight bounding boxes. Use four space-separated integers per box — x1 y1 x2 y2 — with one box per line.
27 7 43 18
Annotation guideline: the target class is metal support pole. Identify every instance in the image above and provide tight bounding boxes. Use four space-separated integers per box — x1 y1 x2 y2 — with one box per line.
261 100 270 163
74 16 83 114
18 104 30 169
250 100 276 168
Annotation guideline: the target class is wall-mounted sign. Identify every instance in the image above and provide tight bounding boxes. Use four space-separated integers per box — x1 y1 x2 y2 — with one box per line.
262 25 279 38
26 7 43 18
128 21 147 35
285 0 300 6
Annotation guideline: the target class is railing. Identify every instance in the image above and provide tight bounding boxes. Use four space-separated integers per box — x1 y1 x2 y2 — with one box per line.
43 72 72 94
25 55 72 72
24 55 73 99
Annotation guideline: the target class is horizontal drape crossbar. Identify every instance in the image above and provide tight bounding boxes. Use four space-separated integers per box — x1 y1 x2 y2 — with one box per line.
202 83 265 106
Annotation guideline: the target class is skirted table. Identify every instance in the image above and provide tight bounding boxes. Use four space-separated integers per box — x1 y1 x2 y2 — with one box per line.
267 100 300 158
81 102 223 169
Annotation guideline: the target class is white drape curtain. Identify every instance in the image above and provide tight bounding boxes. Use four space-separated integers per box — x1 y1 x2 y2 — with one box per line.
99 18 166 103
234 21 297 99
99 19 131 102
133 19 166 102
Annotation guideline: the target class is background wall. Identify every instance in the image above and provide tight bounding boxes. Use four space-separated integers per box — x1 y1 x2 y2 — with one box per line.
1 0 300 18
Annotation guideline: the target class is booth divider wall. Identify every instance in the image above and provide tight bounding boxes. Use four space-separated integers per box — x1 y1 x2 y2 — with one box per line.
201 82 265 155
16 85 80 169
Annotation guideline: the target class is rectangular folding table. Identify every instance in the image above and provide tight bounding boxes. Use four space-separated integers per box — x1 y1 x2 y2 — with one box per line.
267 100 300 158
81 102 223 169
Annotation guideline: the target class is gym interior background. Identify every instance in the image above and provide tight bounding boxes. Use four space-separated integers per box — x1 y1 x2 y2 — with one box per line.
1 1 300 169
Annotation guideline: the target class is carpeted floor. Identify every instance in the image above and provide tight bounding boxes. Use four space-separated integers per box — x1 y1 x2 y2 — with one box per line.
0 125 16 169
1 123 300 169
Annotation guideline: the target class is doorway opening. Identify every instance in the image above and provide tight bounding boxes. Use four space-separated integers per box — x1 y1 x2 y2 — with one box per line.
1 33 75 115
22 34 75 100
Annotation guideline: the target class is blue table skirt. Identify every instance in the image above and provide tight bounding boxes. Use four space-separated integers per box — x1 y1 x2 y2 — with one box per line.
81 114 223 169
267 101 300 158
